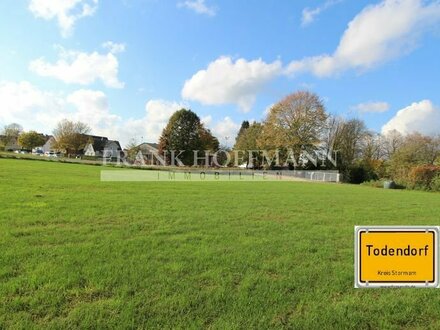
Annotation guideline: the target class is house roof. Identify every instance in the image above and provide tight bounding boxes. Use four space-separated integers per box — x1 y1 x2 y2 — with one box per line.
86 135 109 152
138 142 159 151
85 135 122 152
43 135 54 143
105 140 122 150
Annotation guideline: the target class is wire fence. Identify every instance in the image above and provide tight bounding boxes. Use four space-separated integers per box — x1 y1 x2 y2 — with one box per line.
280 170 341 183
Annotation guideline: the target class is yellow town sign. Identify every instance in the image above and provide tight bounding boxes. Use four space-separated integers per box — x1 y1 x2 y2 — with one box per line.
355 227 439 288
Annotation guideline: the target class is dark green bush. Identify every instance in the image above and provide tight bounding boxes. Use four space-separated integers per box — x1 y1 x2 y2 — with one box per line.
344 163 378 184
431 175 440 192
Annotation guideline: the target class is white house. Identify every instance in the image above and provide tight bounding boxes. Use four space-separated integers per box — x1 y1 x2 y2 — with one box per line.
84 136 122 158
32 135 56 154
103 140 122 158
42 136 57 153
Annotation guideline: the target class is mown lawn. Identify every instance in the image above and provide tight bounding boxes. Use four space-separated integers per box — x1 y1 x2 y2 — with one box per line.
1 158 440 329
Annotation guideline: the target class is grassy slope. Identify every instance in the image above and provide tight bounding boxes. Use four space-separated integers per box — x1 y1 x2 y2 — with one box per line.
1 159 440 329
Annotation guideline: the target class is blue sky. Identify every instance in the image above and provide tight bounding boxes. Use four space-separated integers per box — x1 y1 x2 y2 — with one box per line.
1 0 440 147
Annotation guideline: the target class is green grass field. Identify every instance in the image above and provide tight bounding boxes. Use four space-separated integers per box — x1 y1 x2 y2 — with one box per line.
1 159 440 329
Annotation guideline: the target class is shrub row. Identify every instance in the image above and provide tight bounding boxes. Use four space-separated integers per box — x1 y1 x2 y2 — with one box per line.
406 165 440 191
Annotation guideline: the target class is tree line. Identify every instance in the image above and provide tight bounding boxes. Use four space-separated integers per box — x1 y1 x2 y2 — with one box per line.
232 91 440 190
0 120 92 157
156 90 439 191
2 90 439 190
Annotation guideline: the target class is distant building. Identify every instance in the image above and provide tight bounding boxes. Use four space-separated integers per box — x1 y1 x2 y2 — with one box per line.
134 143 217 166
138 142 159 154
84 136 122 158
42 136 57 153
1 133 54 153
1 136 20 151
137 142 161 165
33 135 56 154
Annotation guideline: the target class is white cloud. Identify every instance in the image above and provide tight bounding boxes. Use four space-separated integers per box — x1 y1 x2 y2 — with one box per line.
29 46 124 88
29 0 99 37
0 81 188 147
178 0 216 16
209 116 240 146
121 100 188 144
0 81 241 148
200 115 240 146
263 103 275 116
288 0 440 77
182 56 282 112
352 101 390 113
66 89 121 135
0 81 66 131
201 115 212 126
301 0 343 27
382 100 440 136
0 81 122 141
102 41 126 54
